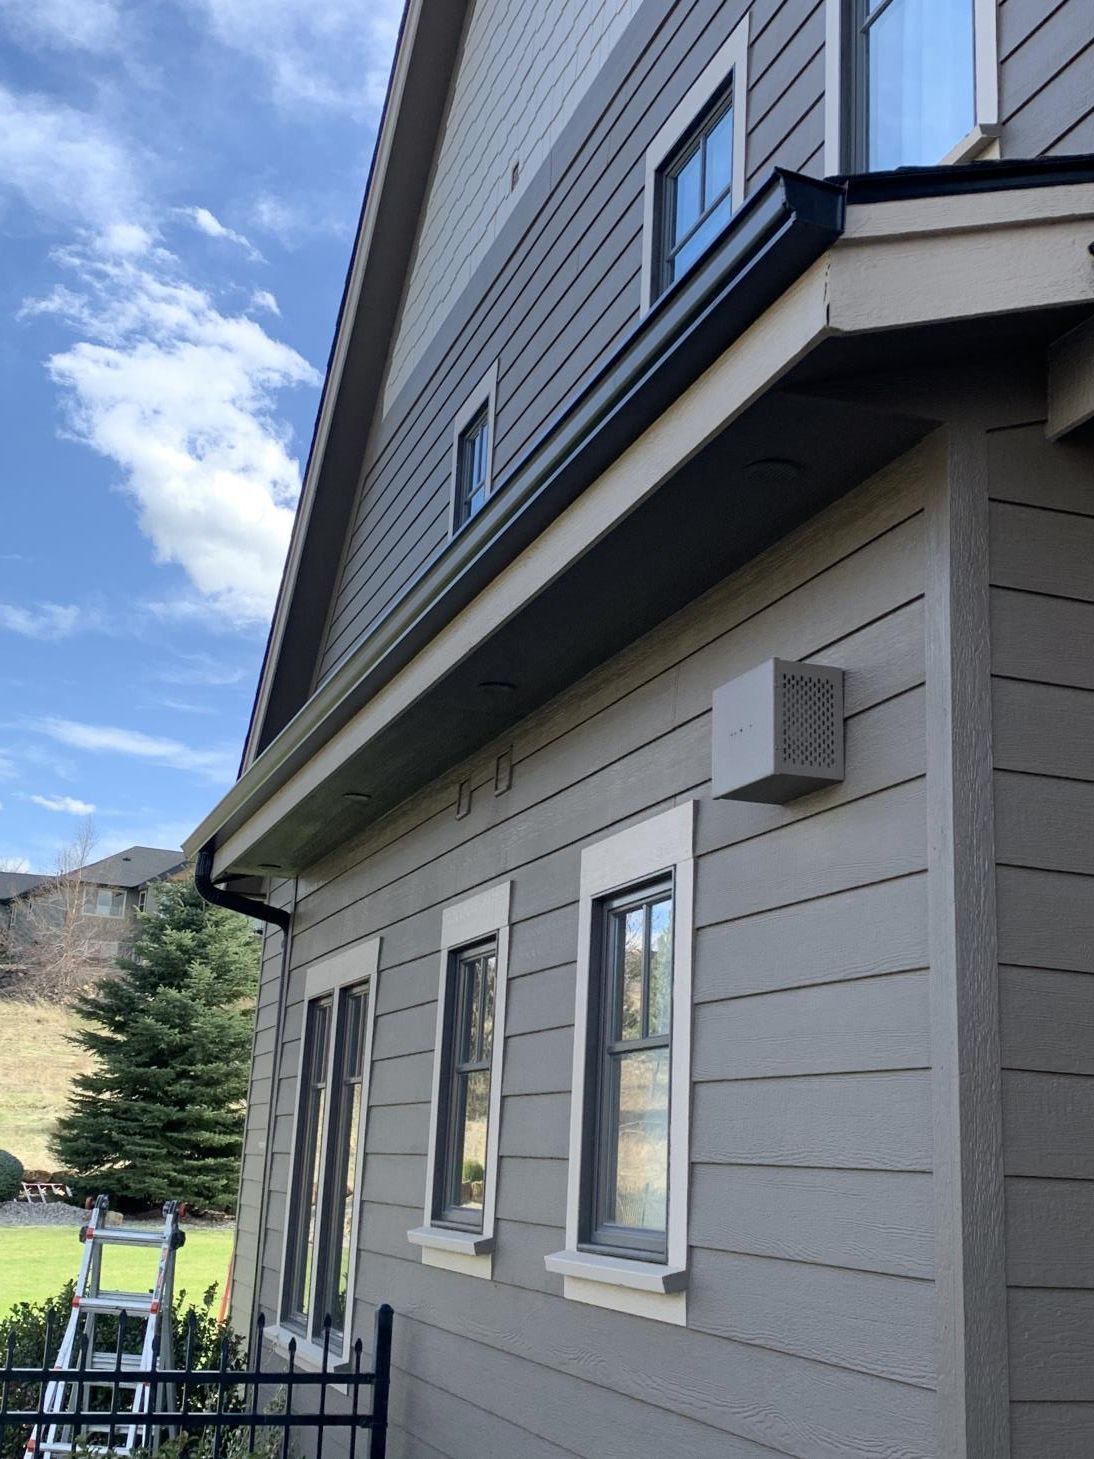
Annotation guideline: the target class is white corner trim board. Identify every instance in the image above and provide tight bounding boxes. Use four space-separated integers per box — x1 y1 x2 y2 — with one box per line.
410 880 512 1281
547 802 695 1325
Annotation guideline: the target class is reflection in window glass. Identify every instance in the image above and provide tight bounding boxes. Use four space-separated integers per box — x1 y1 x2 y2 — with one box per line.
587 882 674 1257
286 998 331 1326
861 0 974 169
437 944 497 1229
454 408 491 528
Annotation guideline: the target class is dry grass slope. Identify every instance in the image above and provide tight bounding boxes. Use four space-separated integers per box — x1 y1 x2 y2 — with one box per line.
0 1002 92 1170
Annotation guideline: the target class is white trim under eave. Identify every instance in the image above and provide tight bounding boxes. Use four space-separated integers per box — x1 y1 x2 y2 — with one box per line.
242 0 424 773
194 186 1094 881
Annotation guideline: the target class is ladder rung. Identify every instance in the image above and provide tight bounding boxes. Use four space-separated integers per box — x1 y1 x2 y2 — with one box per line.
76 1296 154 1315
85 1229 165 1248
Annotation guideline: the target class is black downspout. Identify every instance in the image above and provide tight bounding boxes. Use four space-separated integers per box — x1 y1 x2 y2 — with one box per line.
194 842 293 1354
194 845 291 932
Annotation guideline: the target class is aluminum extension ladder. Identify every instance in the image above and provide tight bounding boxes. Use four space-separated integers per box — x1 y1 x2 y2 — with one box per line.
26 1195 184 1457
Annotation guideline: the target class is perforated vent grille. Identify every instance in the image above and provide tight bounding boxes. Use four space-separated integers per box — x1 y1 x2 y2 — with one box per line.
780 668 838 770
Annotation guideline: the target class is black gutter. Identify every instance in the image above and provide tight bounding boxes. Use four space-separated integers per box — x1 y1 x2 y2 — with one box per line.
838 151 1094 201
194 846 291 932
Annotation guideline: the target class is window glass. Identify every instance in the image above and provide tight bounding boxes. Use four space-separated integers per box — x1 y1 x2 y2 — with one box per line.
436 943 496 1228
861 0 974 168
319 984 369 1340
455 409 491 528
286 997 331 1327
588 883 673 1257
659 89 735 295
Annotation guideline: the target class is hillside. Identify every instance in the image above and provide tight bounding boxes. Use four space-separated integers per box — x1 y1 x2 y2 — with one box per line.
0 1002 92 1171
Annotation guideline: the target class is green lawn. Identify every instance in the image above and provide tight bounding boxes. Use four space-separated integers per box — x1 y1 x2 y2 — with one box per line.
0 1225 234 1314
0 1002 93 1171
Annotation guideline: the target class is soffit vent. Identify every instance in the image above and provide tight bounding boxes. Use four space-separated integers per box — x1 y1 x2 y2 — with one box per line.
712 658 845 804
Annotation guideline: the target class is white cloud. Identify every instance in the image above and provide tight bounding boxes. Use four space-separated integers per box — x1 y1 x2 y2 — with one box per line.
35 717 239 784
27 244 320 624
156 653 251 687
0 0 121 55
250 289 280 316
0 602 86 640
0 84 145 233
181 206 263 261
28 793 97 815
193 0 402 118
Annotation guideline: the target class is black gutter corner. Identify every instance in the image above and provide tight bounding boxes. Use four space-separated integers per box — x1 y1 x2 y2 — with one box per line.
195 845 291 933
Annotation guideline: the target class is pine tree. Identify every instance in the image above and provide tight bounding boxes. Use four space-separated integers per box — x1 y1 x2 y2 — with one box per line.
53 877 259 1211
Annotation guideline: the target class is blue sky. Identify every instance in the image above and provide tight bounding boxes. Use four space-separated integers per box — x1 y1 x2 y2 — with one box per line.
0 0 400 871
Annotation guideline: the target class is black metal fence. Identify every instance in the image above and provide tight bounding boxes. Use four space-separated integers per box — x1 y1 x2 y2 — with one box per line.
0 1307 393 1459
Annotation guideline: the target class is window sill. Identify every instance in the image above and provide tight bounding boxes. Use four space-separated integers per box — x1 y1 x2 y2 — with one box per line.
261 1325 351 1388
407 1225 493 1256
544 1249 687 1294
940 123 1002 166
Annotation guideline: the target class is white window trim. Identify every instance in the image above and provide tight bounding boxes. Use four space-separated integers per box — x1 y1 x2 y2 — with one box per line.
640 16 750 316
269 936 381 1368
448 359 499 538
546 803 695 1325
408 880 511 1280
824 0 1000 176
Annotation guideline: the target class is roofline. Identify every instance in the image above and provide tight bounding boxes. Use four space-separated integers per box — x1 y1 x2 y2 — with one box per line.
190 158 1094 876
241 0 464 770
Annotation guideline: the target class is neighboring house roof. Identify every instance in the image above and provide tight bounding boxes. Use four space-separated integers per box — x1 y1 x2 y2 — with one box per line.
78 847 186 889
0 847 184 902
0 871 44 901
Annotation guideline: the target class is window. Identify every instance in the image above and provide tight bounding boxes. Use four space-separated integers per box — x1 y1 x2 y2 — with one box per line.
640 17 749 312
546 803 694 1324
587 882 673 1258
84 886 126 918
435 942 496 1231
137 888 148 913
827 0 999 172
409 881 511 1278
449 361 498 535
656 90 735 297
278 938 379 1363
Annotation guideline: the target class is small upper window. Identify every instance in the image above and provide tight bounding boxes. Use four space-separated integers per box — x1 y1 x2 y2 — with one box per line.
586 880 673 1258
656 89 735 297
454 409 491 530
434 940 496 1231
854 0 975 169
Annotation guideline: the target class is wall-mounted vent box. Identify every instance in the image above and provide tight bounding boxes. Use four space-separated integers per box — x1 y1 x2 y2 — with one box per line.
712 658 844 804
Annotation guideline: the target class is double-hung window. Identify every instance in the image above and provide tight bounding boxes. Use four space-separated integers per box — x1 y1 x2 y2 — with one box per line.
449 362 498 535
84 886 126 918
409 882 511 1278
588 882 673 1257
641 18 749 312
280 939 379 1361
547 804 694 1324
830 0 998 172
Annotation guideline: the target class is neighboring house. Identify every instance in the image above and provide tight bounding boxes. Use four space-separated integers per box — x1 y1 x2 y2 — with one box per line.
2 846 186 967
186 3 1094 1456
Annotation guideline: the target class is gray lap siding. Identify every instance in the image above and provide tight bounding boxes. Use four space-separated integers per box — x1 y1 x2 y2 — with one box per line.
245 443 939 1459
315 0 826 684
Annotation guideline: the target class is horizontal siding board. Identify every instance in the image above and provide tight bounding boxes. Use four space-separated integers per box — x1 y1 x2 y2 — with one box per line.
1009 1288 1094 1400
990 500 1094 602
1007 1176 1094 1287
690 1165 934 1279
504 962 575 1034
366 1102 430 1157
987 424 1094 516
994 769 1094 875
361 1152 427 1211
996 866 1094 973
687 1249 935 1387
1004 41 1094 154
495 1155 568 1229
498 1092 571 1159
992 679 1094 782
990 587 1094 690
369 1049 435 1106
692 1071 932 1171
501 1026 574 1095
490 1218 565 1296
693 970 930 1081
1010 1401 1094 1458
1003 1070 1094 1178
1000 965 1094 1076
694 873 928 1003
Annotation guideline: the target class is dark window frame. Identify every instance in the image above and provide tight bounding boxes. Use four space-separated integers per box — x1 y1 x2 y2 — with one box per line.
580 877 674 1262
653 83 735 301
453 406 492 531
283 978 371 1342
432 939 498 1233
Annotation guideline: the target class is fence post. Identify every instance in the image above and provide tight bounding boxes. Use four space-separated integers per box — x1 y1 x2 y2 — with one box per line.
369 1305 393 1459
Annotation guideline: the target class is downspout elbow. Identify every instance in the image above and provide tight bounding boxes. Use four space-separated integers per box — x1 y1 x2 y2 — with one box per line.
194 845 291 933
